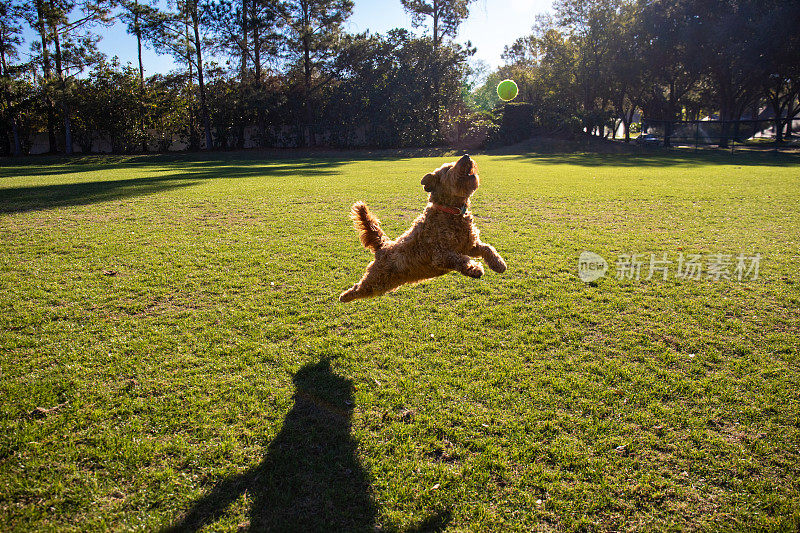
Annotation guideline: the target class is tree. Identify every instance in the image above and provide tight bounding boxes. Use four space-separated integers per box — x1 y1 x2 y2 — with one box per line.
0 0 26 156
603 0 642 141
203 0 279 79
139 0 213 149
28 0 58 152
691 0 776 147
201 0 280 147
187 0 212 150
311 28 473 148
278 0 354 146
554 0 626 137
201 0 249 149
244 0 281 82
401 0 476 136
635 0 700 145
759 2 800 143
27 0 110 154
118 0 161 151
498 15 583 136
400 0 474 49
148 72 194 151
136 1 197 148
71 59 143 153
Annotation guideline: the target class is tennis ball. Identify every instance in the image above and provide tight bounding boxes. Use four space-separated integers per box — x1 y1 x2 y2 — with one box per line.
497 79 518 101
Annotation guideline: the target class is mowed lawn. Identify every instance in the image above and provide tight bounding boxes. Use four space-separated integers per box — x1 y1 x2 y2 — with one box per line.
1 150 799 532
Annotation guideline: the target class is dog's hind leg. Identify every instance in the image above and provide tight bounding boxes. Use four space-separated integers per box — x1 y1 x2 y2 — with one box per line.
339 262 402 302
469 242 507 273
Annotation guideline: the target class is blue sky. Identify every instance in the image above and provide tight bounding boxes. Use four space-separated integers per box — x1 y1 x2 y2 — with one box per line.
22 0 553 76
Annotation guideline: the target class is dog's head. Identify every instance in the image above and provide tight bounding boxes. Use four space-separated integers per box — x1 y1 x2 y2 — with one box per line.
421 154 479 201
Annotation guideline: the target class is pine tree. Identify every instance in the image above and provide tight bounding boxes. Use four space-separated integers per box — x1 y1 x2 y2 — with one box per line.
0 0 25 155
279 0 353 146
29 0 110 154
119 0 161 151
400 0 475 137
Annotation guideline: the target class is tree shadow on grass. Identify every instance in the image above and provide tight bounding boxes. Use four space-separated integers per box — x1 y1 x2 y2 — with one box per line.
162 359 450 533
0 150 428 180
0 158 349 214
503 149 800 167
0 176 200 214
1 148 459 174
0 149 466 214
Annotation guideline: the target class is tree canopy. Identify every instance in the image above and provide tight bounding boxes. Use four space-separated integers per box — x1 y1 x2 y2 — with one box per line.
1 0 798 155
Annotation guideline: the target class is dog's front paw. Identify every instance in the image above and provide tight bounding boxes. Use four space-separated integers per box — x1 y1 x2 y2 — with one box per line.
464 262 484 278
487 255 507 274
339 286 358 302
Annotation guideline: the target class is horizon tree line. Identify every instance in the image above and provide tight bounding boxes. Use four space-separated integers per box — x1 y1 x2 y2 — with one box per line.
489 0 800 147
0 0 798 156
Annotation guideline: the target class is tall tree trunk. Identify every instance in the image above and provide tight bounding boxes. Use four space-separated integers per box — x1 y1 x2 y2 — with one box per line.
251 0 265 146
34 0 58 153
48 2 72 155
303 35 312 147
237 0 248 149
662 81 678 147
185 21 198 151
432 0 440 141
785 99 799 138
134 0 147 152
301 1 313 147
624 106 635 143
251 0 260 80
718 90 735 149
714 69 741 149
190 0 213 150
0 31 22 156
719 107 731 148
770 97 785 144
11 121 21 156
240 0 248 79
0 126 9 156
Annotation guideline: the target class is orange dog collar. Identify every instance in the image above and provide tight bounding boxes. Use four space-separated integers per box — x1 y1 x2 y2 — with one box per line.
432 203 467 216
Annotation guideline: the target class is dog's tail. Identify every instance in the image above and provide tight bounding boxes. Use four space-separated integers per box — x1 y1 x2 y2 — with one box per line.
350 201 387 253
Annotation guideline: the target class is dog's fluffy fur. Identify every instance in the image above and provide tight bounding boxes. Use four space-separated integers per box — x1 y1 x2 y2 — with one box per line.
339 155 506 302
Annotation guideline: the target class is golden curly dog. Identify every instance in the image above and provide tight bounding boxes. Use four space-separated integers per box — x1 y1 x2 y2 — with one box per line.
339 154 507 302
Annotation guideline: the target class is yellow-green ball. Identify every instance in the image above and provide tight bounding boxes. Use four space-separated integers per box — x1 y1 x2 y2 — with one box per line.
497 79 518 101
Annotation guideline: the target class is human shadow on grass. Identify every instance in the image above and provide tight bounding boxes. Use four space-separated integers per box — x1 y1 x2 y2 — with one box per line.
163 359 450 533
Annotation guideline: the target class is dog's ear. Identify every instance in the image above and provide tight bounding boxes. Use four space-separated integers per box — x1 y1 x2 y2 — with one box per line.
421 172 438 192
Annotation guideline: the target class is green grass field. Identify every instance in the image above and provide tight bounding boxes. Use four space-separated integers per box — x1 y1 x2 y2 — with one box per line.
1 150 799 531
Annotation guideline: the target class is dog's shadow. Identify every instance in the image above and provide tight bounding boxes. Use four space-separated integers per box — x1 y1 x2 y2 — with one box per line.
162 359 450 532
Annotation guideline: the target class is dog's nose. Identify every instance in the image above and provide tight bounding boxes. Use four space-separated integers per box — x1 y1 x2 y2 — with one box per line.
457 154 474 176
